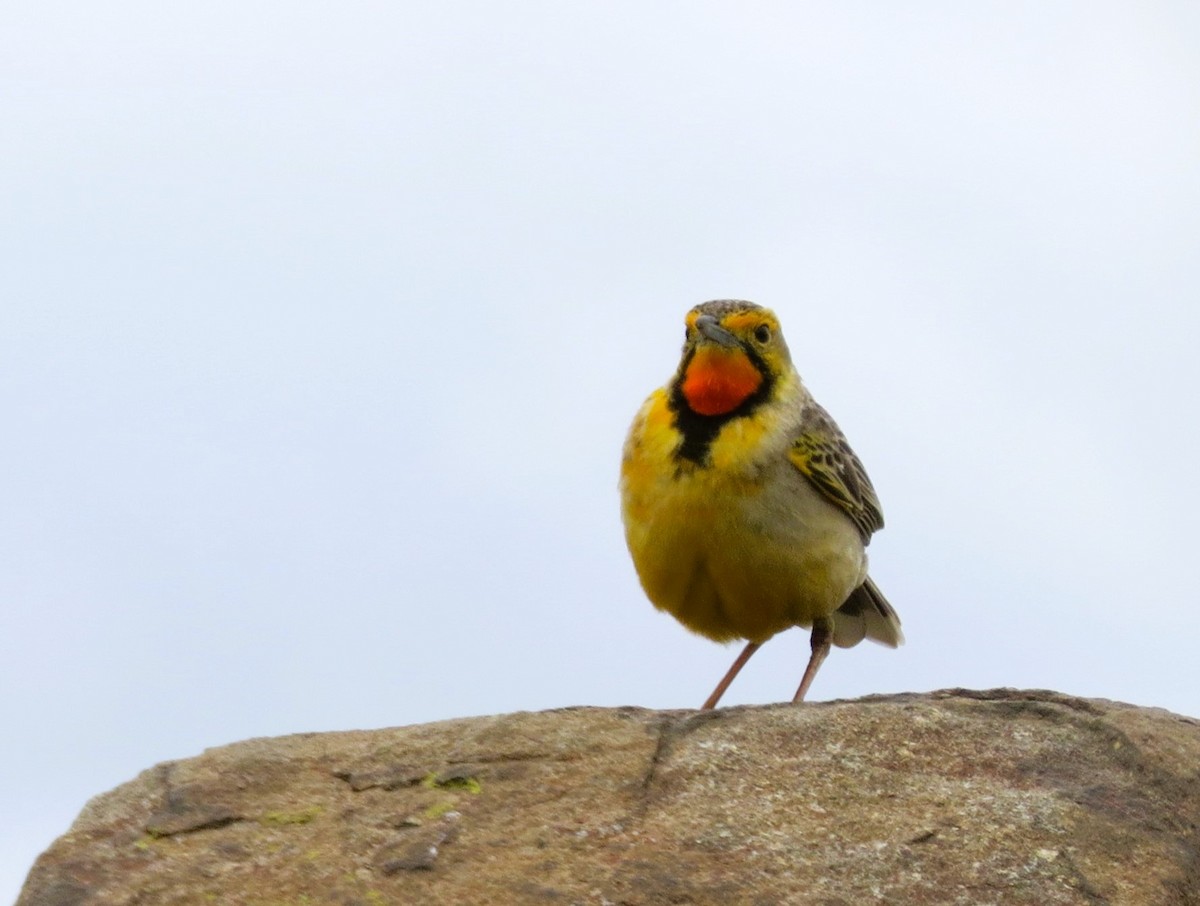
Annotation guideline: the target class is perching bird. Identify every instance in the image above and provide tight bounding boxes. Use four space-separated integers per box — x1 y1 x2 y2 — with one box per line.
620 300 901 708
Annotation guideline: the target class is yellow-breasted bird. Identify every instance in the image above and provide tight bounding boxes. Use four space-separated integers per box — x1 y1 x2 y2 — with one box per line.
620 300 902 708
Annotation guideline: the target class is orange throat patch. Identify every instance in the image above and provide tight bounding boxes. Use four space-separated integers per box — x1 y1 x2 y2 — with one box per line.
680 346 763 416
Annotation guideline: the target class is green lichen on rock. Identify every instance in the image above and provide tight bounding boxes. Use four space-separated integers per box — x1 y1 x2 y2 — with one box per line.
420 771 482 794
439 776 482 794
420 800 458 820
414 770 482 821
258 806 323 827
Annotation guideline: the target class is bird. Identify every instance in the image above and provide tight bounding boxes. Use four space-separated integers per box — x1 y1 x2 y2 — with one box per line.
619 299 901 708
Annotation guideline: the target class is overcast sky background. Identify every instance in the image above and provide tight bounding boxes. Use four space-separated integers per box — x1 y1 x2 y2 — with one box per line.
4 2 1199 898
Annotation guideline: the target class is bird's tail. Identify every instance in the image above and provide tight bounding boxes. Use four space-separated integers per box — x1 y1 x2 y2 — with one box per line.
831 576 904 649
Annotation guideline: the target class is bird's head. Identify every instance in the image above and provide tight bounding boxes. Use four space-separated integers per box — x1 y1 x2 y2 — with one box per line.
673 300 792 417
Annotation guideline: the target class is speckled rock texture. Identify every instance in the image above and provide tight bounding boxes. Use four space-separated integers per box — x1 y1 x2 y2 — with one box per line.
18 689 1200 905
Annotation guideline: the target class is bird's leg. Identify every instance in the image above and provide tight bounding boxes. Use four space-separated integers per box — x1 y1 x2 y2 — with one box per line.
792 619 833 703
700 640 761 710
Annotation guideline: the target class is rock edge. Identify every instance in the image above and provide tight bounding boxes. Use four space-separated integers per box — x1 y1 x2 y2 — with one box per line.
18 689 1200 905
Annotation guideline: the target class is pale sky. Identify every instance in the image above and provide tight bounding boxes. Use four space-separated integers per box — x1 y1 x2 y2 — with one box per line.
4 2 1199 899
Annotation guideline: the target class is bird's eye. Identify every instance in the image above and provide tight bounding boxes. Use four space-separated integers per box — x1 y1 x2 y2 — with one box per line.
754 324 771 343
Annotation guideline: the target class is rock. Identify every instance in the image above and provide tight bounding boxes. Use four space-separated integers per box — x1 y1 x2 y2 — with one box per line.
17 689 1200 905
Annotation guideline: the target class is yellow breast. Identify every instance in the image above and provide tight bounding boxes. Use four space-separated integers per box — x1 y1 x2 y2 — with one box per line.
620 387 866 644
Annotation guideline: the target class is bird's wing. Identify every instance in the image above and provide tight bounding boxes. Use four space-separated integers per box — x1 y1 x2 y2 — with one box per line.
788 402 884 543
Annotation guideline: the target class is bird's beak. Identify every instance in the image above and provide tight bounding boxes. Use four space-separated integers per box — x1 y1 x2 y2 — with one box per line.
694 314 740 349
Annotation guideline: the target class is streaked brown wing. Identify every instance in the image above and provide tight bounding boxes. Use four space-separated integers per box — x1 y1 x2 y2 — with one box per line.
787 402 884 542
